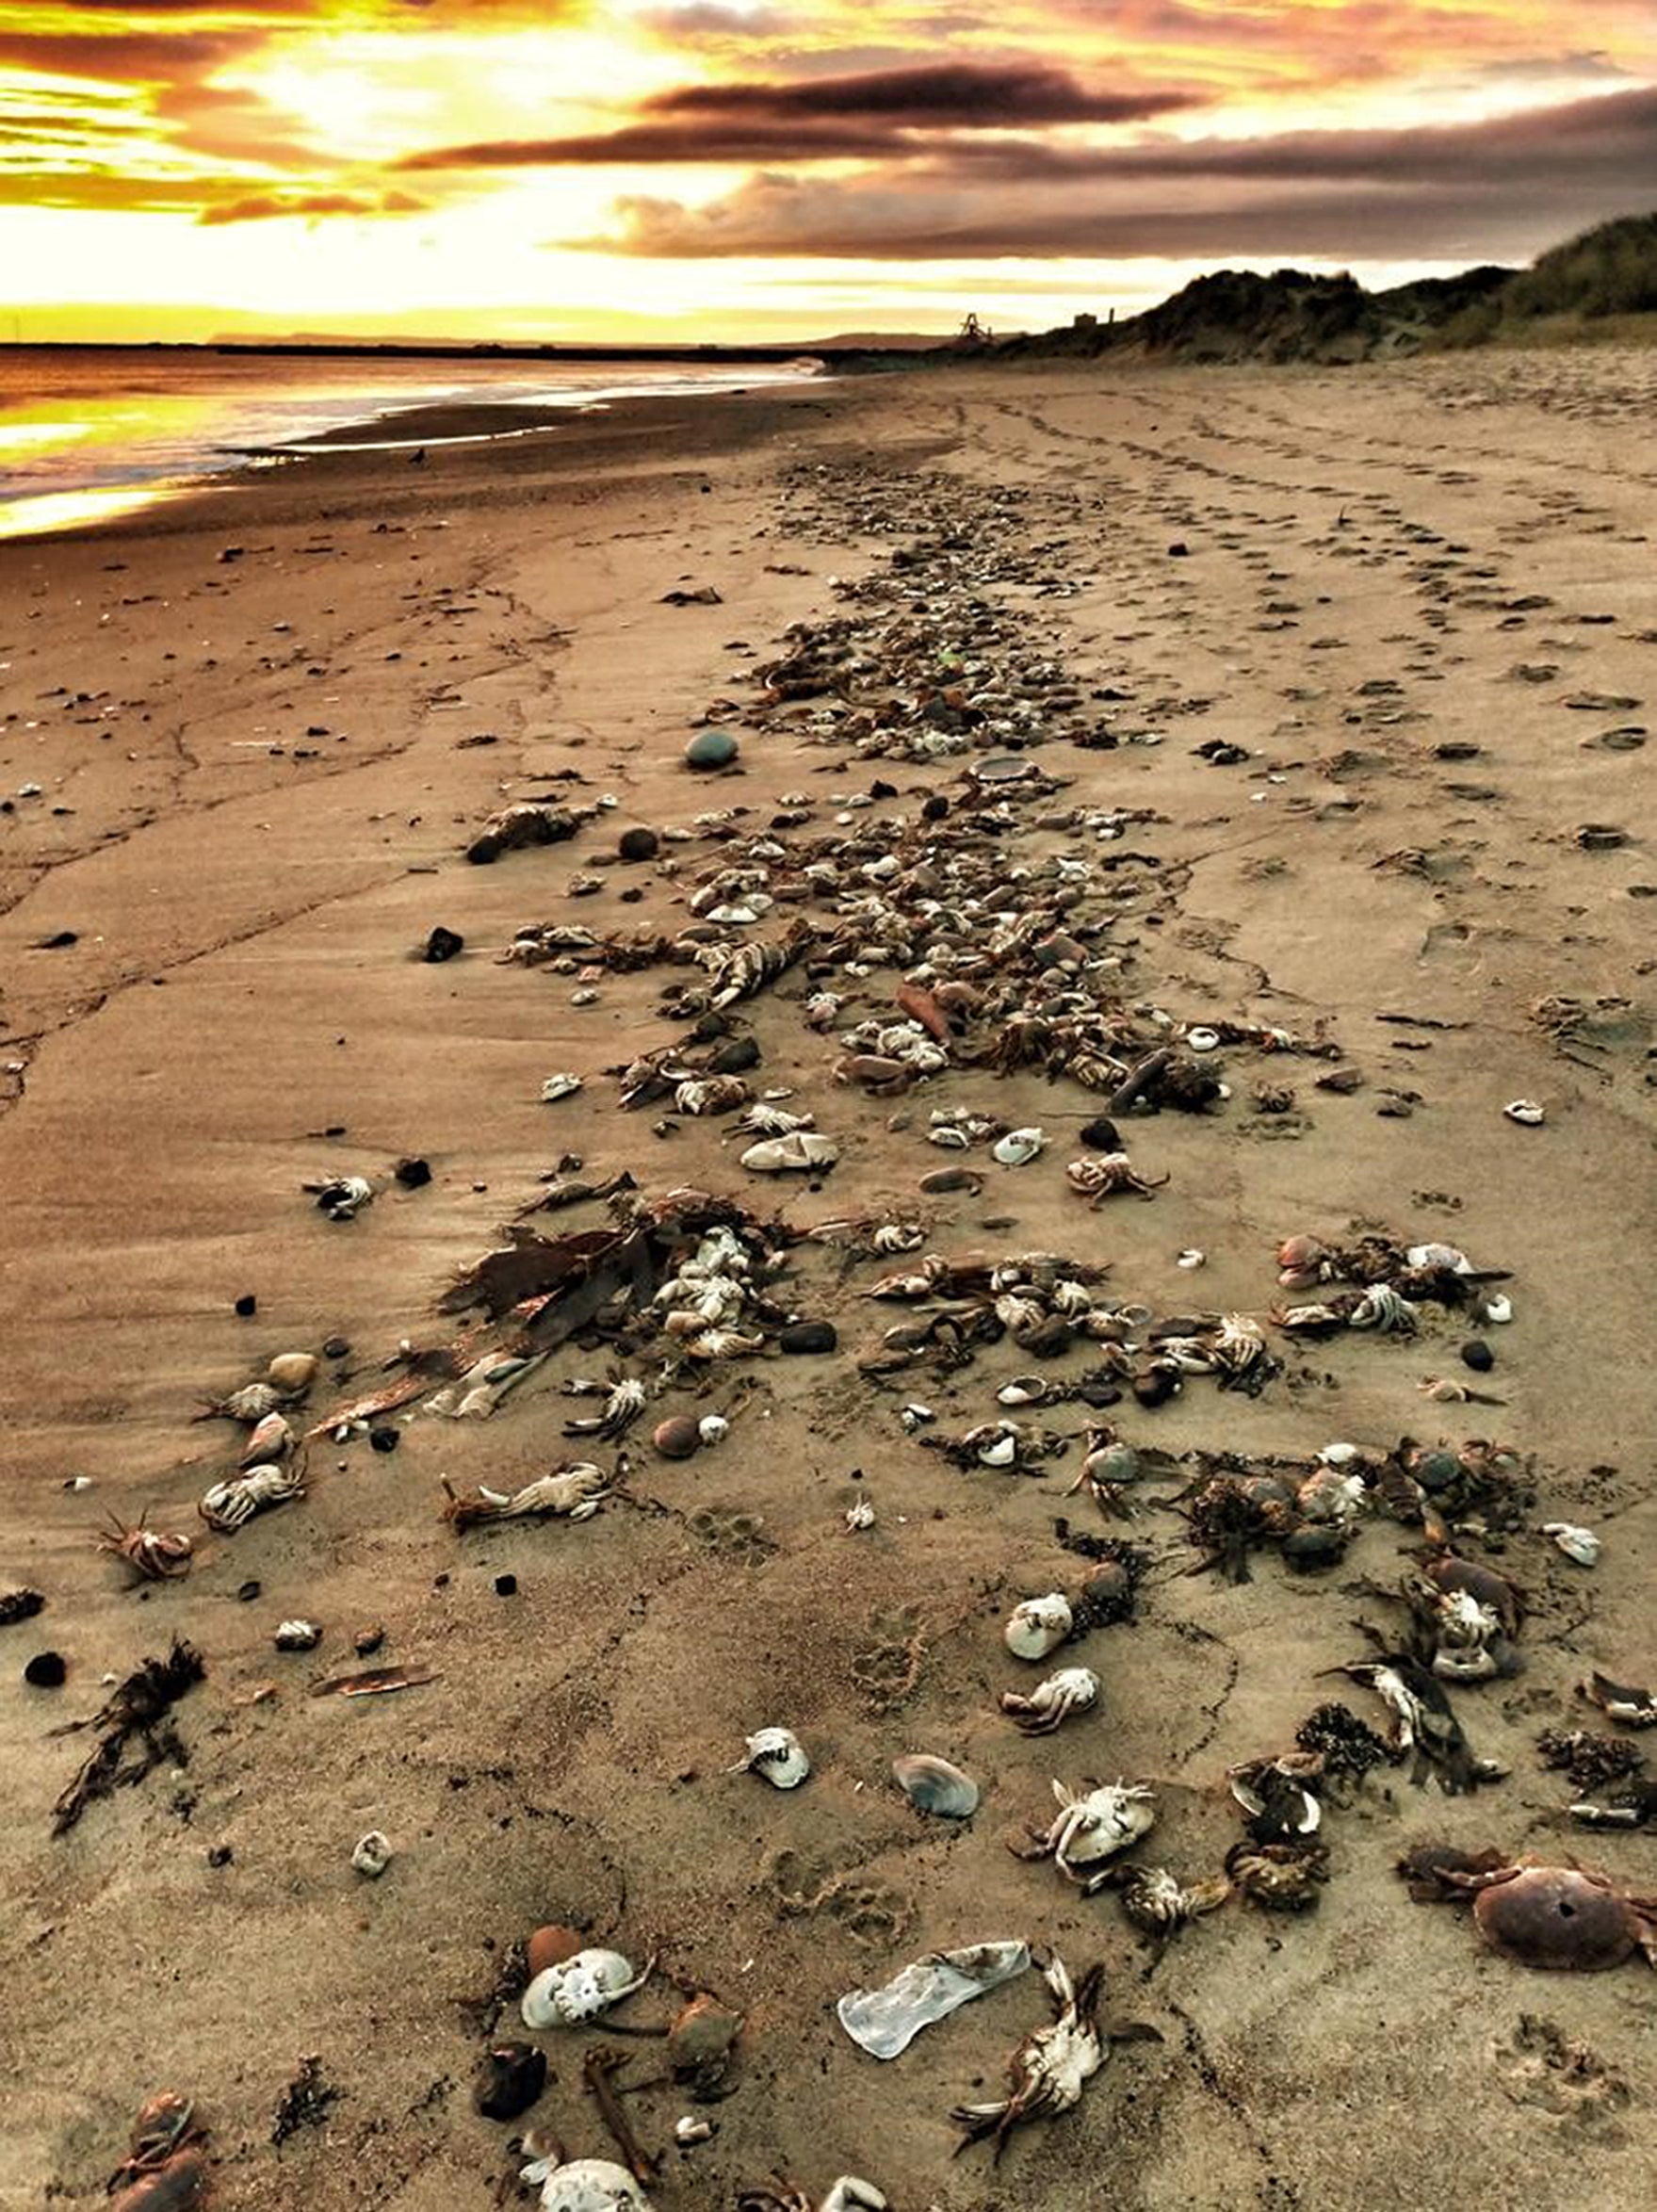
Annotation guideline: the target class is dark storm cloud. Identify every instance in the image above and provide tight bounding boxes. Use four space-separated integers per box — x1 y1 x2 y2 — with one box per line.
401 60 1200 167
584 86 1657 260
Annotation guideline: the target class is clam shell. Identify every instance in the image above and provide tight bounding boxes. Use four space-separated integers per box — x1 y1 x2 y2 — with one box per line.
892 1753 980 1818
991 1127 1046 1166
653 1416 701 1459
266 1352 317 1394
1004 1592 1073 1660
527 1923 584 1976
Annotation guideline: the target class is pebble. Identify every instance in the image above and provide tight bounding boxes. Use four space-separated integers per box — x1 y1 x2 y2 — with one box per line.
618 826 660 861
526 1923 584 1976
423 925 464 963
1461 1340 1495 1373
685 729 739 770
474 2041 546 2121
654 1415 702 1459
779 1319 837 1354
24 1651 66 1689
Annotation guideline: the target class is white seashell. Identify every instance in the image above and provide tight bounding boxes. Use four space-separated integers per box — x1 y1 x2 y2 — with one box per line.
900 1403 934 1429
697 1415 729 1446
730 1726 810 1788
1483 1293 1515 1325
521 1949 652 2030
991 1126 1046 1166
673 2117 714 2147
1406 1243 1472 1272
979 1430 1018 1467
1318 1441 1361 1466
996 1375 1048 1407
1186 1026 1221 1052
1004 1592 1073 1661
351 1830 393 1878
274 1618 321 1650
528 2155 655 2211
844 1495 876 1533
1177 1248 1206 1269
739 1130 839 1174
541 1073 583 1102
1503 1098 1546 1126
1543 1521 1600 1567
892 1752 980 1817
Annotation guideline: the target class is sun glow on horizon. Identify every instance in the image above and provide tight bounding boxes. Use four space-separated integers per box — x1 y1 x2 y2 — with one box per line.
1 0 1652 341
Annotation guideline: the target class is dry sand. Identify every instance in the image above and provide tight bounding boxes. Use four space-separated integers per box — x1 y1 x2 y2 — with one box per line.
1 350 1655 2211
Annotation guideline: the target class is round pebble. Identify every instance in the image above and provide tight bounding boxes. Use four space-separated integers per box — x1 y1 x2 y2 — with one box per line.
526 1923 583 1976
1460 1340 1495 1373
618 826 660 861
24 1651 66 1689
685 729 739 771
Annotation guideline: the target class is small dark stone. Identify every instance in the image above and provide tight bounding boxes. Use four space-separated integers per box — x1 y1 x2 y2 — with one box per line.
465 831 502 865
1168 541 1190 557
494 1573 518 1599
1131 1367 1181 1409
920 793 950 821
24 1650 66 1688
33 930 78 950
618 826 660 862
475 2041 546 2121
234 1293 258 1318
1461 1339 1495 1373
423 925 465 963
394 1156 432 1189
237 1578 262 1602
369 1424 400 1454
322 1335 350 1360
0 1587 46 1626
869 779 898 800
353 1625 385 1656
707 1036 760 1074
779 1320 837 1355
1079 1116 1122 1151
207 1843 234 1867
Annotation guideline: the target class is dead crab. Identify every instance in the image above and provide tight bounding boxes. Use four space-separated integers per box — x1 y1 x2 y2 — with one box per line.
1109 1863 1230 1939
197 1459 306 1533
950 1955 1160 2160
98 1511 193 1583
738 2182 887 2212
1000 1667 1100 1735
108 2092 207 2211
561 1375 647 1440
1015 1779 1158 1892
440 1463 611 1531
1403 1851 1657 1971
1064 1153 1167 1205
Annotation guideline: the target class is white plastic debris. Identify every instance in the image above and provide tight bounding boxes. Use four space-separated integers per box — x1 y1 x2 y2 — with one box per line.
837 1941 1032 2059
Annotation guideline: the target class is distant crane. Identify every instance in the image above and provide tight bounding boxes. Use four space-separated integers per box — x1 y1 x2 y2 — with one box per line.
954 312 993 349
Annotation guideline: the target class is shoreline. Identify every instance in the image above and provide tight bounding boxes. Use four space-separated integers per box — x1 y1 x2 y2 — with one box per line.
3 349 1655 2211
0 365 836 549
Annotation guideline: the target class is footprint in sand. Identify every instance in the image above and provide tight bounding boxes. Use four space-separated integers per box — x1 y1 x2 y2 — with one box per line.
764 1846 916 1950
1491 2015 1629 2123
687 1505 775 1566
850 1602 929 1714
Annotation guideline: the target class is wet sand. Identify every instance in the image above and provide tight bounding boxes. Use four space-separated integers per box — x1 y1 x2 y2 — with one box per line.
2 351 1655 2211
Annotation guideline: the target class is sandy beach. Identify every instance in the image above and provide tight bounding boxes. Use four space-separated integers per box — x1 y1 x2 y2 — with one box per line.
2 350 1655 2211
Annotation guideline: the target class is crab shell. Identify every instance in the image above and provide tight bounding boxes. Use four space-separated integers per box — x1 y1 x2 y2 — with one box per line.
1001 1667 1101 1733
521 1948 650 2028
1472 1866 1656 1972
1050 1781 1157 1879
1005 1593 1074 1661
533 2155 655 2212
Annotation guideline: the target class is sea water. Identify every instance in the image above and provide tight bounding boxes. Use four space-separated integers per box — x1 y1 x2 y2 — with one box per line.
0 348 820 540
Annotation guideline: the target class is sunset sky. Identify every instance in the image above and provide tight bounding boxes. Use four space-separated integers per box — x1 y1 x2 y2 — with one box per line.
3 1 1653 343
